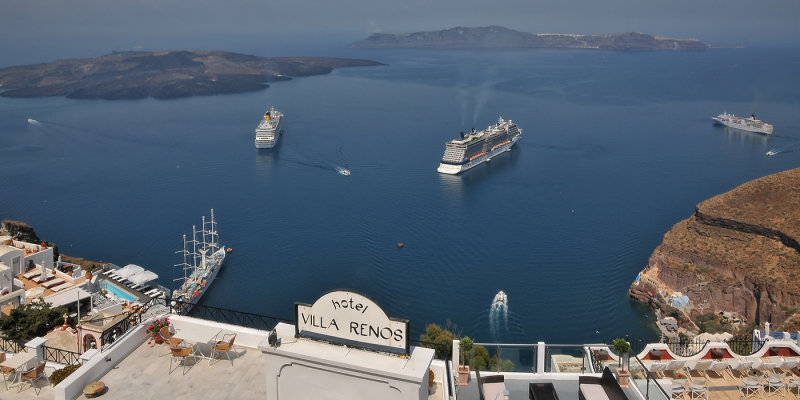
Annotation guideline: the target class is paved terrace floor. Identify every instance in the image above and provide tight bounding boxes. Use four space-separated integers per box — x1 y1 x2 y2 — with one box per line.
75 340 265 399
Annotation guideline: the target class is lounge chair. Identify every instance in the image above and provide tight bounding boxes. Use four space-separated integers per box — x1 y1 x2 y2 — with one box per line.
727 359 752 380
664 360 687 378
0 353 17 390
707 360 728 380
17 362 47 394
690 360 714 379
169 344 196 375
647 361 667 378
476 370 508 400
209 334 237 367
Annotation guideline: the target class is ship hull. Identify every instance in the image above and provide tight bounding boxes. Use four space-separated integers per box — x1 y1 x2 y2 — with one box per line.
437 135 519 174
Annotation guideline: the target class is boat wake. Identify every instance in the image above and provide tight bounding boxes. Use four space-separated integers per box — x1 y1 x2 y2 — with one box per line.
489 290 509 340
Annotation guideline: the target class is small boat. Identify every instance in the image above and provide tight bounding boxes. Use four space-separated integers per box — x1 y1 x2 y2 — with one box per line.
27 118 37 124
339 169 351 176
766 150 777 156
493 290 507 307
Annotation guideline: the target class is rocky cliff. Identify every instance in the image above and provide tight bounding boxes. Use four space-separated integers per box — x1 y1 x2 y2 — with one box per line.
1 220 42 244
634 168 800 330
349 26 708 51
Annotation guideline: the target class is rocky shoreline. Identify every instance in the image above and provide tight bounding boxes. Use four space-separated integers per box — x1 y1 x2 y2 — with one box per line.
0 50 384 100
630 168 800 335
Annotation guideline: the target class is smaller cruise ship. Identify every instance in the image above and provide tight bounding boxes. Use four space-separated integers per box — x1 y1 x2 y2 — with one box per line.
712 112 773 135
255 106 283 148
437 117 522 175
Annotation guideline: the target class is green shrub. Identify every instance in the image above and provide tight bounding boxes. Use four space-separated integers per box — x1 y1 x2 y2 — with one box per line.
49 364 81 386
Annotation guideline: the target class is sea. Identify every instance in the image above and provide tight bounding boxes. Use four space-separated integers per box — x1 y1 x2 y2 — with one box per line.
1 46 799 346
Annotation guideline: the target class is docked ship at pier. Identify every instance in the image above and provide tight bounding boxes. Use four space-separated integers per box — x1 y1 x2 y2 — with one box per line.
172 209 226 308
437 117 522 174
254 106 283 148
712 112 773 135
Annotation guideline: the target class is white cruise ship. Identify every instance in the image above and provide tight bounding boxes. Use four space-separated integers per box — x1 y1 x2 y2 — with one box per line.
712 112 773 135
255 106 283 148
437 117 522 175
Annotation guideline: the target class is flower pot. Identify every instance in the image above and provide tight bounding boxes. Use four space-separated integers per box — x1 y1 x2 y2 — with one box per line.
649 349 662 359
616 367 631 388
154 336 164 345
711 348 724 358
457 365 470 386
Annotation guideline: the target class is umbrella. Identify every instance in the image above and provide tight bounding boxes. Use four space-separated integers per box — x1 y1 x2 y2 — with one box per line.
115 264 144 280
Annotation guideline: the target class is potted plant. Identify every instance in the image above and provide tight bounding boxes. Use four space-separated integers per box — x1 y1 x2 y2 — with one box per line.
613 338 631 387
146 317 170 345
457 336 473 386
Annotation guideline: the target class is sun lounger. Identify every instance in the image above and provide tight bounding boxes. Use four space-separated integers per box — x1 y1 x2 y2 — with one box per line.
42 278 65 288
50 282 72 292
22 270 40 279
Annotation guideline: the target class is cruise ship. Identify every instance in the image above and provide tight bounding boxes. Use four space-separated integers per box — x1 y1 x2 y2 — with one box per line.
437 117 522 174
254 106 283 148
172 209 226 308
712 112 773 135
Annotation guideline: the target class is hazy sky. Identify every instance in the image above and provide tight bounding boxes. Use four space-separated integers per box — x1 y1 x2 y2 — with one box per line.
1 0 799 61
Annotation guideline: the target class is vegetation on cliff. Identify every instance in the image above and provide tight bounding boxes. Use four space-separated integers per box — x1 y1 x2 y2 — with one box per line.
349 26 708 51
634 168 800 333
0 50 383 100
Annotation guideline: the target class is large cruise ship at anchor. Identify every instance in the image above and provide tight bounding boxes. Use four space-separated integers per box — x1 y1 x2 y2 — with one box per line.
254 106 283 148
437 116 522 174
712 112 773 135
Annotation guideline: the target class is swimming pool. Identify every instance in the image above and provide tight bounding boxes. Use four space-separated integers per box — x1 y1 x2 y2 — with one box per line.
102 280 138 302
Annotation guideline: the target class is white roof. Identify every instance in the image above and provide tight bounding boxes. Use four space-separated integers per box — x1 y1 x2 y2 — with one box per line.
43 286 92 307
114 264 145 280
127 270 158 286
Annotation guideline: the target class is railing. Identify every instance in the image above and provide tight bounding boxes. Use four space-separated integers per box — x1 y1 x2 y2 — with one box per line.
0 337 24 353
544 344 588 373
42 345 81 365
618 336 766 357
169 300 291 331
474 342 538 373
631 354 669 400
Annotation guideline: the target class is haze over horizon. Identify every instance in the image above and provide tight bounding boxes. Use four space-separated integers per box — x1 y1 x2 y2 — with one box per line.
1 0 799 65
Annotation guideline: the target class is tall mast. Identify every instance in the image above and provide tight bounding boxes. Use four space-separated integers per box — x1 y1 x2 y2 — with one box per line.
201 216 208 254
208 209 218 253
174 234 192 284
192 224 200 272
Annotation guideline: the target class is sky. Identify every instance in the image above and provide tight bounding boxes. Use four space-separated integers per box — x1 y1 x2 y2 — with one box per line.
1 0 799 62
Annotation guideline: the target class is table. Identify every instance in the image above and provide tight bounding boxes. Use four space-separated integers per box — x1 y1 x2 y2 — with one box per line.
83 381 105 397
0 352 37 387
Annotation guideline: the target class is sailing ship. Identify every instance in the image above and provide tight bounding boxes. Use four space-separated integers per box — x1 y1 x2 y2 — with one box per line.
172 209 226 308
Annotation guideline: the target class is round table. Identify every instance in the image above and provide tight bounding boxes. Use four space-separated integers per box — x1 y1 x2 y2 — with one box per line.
83 381 105 397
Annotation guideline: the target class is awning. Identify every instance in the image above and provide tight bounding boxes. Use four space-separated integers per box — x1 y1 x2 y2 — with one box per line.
114 264 144 280
42 286 92 308
127 270 158 286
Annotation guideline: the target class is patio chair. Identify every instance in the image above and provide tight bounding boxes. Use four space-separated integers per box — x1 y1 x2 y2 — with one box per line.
787 377 800 397
160 326 184 347
739 377 763 399
209 333 237 367
169 344 196 375
0 353 17 390
688 378 708 400
17 362 47 394
476 370 508 400
764 372 788 397
671 378 688 400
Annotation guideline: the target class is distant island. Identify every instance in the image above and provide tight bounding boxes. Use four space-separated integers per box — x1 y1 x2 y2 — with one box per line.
349 26 708 51
0 50 383 100
630 168 800 336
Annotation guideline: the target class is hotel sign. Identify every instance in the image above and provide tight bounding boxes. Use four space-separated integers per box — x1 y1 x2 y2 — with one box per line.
295 290 410 354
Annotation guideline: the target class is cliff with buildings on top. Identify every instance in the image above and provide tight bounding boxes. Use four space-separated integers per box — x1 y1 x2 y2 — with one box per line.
631 168 800 333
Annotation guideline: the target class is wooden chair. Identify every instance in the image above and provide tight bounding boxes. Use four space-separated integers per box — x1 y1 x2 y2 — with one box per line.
209 334 237 367
17 362 47 394
0 353 17 390
169 344 196 375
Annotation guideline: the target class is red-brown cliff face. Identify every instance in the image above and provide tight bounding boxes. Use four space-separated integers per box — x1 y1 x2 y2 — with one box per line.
640 168 800 329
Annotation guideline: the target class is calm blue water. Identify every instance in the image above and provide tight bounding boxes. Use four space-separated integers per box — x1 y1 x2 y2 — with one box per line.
1 47 799 345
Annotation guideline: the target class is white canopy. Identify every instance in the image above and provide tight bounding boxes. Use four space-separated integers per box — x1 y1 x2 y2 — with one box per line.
43 287 91 307
114 264 144 280
127 270 158 286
